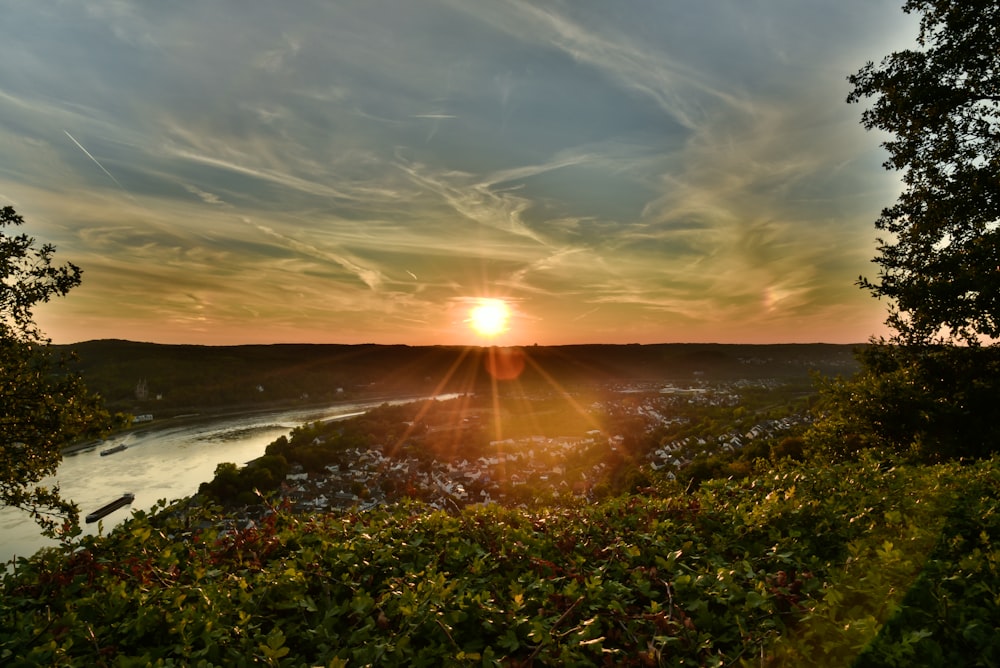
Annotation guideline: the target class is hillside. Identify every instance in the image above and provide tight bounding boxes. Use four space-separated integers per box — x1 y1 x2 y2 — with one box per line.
58 340 860 417
2 454 997 666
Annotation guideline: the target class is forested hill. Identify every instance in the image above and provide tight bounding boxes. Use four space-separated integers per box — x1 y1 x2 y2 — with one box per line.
56 339 859 416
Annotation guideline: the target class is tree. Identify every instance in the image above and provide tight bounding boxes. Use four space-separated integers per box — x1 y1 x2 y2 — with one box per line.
1 206 117 536
810 2 1000 462
807 342 1000 461
847 0 1000 345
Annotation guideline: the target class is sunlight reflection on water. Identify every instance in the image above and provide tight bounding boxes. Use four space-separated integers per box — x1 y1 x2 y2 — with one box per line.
1 395 457 564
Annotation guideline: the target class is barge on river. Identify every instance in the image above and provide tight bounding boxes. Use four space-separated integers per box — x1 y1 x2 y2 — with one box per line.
85 493 135 523
100 443 127 456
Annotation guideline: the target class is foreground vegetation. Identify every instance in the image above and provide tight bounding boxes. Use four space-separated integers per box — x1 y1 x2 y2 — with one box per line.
2 452 997 666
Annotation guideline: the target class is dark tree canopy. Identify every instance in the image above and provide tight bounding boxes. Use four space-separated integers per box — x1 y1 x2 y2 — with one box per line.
1 206 117 536
1 206 82 342
808 342 1000 462
814 2 1000 463
847 0 1000 345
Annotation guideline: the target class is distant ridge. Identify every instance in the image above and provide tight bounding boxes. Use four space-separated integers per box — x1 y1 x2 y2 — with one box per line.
57 340 861 417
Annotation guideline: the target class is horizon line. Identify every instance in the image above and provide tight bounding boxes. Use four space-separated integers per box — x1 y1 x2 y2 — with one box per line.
53 337 873 348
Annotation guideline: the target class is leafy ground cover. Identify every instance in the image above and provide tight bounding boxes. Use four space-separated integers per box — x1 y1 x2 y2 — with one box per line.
2 453 997 666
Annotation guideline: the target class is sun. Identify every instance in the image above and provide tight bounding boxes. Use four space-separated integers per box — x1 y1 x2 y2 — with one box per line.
468 298 510 338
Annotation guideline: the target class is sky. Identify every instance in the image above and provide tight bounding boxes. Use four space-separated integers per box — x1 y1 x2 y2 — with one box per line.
1 1 917 347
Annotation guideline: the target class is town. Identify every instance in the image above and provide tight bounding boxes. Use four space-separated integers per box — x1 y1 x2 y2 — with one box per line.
198 377 813 518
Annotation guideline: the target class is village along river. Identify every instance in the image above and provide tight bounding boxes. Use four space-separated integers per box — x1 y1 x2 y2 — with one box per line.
1 395 457 565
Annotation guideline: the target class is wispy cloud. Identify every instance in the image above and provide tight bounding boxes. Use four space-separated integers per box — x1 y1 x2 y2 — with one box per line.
3 0 909 345
244 219 384 291
395 159 549 248
182 184 228 207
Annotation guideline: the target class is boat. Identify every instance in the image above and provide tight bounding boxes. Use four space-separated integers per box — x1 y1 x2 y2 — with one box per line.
85 493 135 523
100 443 127 456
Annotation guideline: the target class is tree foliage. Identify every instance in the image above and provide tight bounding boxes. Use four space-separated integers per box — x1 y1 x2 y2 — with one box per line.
199 456 289 506
847 0 1000 345
0 206 117 535
808 343 1000 461
0 207 85 342
824 1 1000 462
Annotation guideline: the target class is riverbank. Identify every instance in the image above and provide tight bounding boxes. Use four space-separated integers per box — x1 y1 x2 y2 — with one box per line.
8 396 462 564
61 391 456 456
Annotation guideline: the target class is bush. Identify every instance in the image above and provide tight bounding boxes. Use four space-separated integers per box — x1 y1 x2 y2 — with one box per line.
4 456 998 666
772 437 805 461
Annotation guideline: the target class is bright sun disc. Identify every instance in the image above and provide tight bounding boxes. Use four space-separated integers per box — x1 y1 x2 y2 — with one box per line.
468 299 510 338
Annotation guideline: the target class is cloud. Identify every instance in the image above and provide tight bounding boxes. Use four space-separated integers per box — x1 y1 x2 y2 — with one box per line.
183 184 227 206
6 0 909 345
394 158 549 248
255 34 302 73
243 218 385 292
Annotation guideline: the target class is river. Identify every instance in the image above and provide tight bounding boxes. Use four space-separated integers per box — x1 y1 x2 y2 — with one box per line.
1 395 455 565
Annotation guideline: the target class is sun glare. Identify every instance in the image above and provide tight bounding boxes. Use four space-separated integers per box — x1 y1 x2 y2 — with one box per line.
468 298 510 338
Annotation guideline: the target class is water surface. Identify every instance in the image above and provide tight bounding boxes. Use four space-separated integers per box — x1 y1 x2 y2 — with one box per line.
1 396 453 564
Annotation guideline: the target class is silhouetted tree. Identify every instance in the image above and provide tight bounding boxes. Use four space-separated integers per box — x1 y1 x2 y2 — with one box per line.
1 206 118 535
815 1 1000 461
808 343 1000 461
847 0 1000 345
